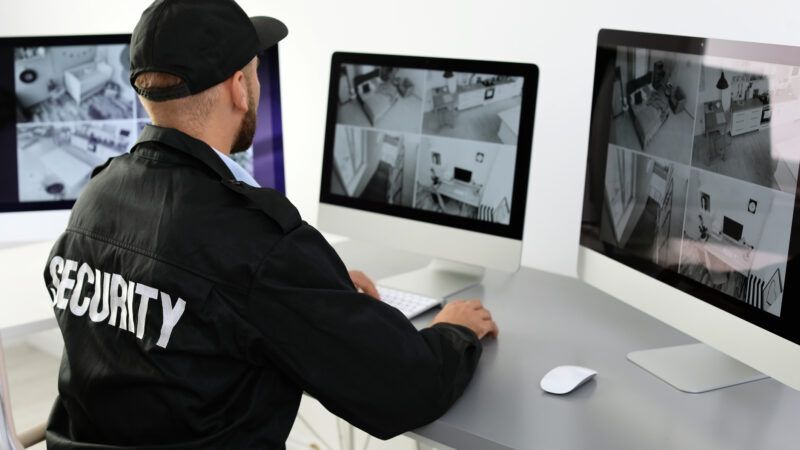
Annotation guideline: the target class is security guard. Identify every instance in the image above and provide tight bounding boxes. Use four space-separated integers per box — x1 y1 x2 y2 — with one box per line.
43 0 499 448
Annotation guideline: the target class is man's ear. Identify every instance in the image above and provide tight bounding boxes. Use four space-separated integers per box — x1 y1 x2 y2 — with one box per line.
230 70 249 113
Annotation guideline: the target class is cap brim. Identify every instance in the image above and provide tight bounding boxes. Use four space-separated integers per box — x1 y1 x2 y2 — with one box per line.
250 16 288 51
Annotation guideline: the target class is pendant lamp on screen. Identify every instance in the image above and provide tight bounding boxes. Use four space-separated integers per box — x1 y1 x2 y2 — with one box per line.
716 71 729 90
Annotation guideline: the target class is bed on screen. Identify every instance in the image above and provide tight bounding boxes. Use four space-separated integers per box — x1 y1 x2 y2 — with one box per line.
626 72 671 149
353 69 400 126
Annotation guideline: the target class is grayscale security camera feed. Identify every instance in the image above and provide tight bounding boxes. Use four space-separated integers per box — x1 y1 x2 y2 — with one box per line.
14 44 137 202
330 65 522 225
602 46 800 317
12 43 263 203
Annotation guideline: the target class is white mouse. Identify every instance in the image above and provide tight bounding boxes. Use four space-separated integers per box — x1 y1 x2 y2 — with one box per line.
540 365 597 394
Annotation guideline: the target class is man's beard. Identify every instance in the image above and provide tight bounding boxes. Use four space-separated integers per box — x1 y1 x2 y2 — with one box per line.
230 92 257 154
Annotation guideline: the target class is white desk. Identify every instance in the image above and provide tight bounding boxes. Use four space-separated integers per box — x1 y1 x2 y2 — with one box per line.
704 233 754 275
333 239 800 450
435 180 483 208
0 241 56 340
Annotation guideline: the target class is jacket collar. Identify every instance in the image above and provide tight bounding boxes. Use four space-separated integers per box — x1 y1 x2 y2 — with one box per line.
133 125 235 181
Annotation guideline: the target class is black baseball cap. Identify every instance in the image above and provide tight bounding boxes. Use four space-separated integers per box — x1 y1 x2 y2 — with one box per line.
130 0 288 101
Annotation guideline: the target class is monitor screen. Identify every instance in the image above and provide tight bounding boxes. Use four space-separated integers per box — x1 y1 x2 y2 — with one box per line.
581 29 800 345
319 52 538 239
0 34 285 213
454 167 472 183
723 216 744 241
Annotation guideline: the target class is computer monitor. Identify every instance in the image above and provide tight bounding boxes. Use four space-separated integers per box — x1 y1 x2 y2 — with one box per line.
318 52 538 299
581 29 800 392
0 33 285 243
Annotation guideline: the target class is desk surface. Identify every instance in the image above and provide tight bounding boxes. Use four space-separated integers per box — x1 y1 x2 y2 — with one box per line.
4 239 800 449
703 233 754 274
436 180 482 208
334 239 800 450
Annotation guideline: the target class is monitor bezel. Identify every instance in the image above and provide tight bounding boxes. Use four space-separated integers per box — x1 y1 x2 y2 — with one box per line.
319 52 539 240
580 28 800 346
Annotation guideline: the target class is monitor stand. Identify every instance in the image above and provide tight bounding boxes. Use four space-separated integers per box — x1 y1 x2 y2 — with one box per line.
378 258 485 300
628 343 768 393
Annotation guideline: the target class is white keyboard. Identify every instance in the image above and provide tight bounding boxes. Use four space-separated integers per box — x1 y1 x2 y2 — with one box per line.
377 286 442 319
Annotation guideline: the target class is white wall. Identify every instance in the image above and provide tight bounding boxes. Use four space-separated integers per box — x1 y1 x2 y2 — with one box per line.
4 0 799 277
353 129 381 197
483 147 516 218
400 135 419 207
751 190 793 290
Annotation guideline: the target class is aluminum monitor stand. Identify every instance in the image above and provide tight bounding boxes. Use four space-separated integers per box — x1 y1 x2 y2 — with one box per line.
378 258 485 300
628 343 769 393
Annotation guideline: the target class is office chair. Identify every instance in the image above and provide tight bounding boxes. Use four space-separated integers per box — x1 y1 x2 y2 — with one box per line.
0 337 46 449
702 248 729 287
431 190 461 216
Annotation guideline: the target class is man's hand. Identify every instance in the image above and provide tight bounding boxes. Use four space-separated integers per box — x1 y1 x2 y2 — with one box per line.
431 300 499 339
349 270 380 300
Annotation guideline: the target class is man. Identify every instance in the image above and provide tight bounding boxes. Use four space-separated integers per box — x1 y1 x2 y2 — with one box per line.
43 0 498 448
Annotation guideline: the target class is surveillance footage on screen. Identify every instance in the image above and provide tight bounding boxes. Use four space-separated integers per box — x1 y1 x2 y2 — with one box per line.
13 44 148 203
12 43 264 202
601 46 800 316
331 64 522 225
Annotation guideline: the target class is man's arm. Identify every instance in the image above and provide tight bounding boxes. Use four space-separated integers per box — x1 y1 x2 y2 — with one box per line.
243 222 491 439
348 270 380 299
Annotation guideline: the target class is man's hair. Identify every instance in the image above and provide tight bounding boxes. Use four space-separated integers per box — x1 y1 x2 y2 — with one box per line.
134 72 185 91
134 72 220 128
134 62 256 131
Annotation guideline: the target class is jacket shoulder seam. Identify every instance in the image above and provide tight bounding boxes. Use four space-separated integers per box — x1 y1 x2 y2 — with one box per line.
65 227 249 294
245 224 304 298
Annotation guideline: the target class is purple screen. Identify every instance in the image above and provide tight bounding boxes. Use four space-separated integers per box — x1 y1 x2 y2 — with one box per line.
0 34 285 213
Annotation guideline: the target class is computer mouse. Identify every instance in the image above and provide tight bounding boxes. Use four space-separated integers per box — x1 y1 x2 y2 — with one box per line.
540 365 597 395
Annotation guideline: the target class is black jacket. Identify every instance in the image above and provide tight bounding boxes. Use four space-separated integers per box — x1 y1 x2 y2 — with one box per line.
42 125 482 449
